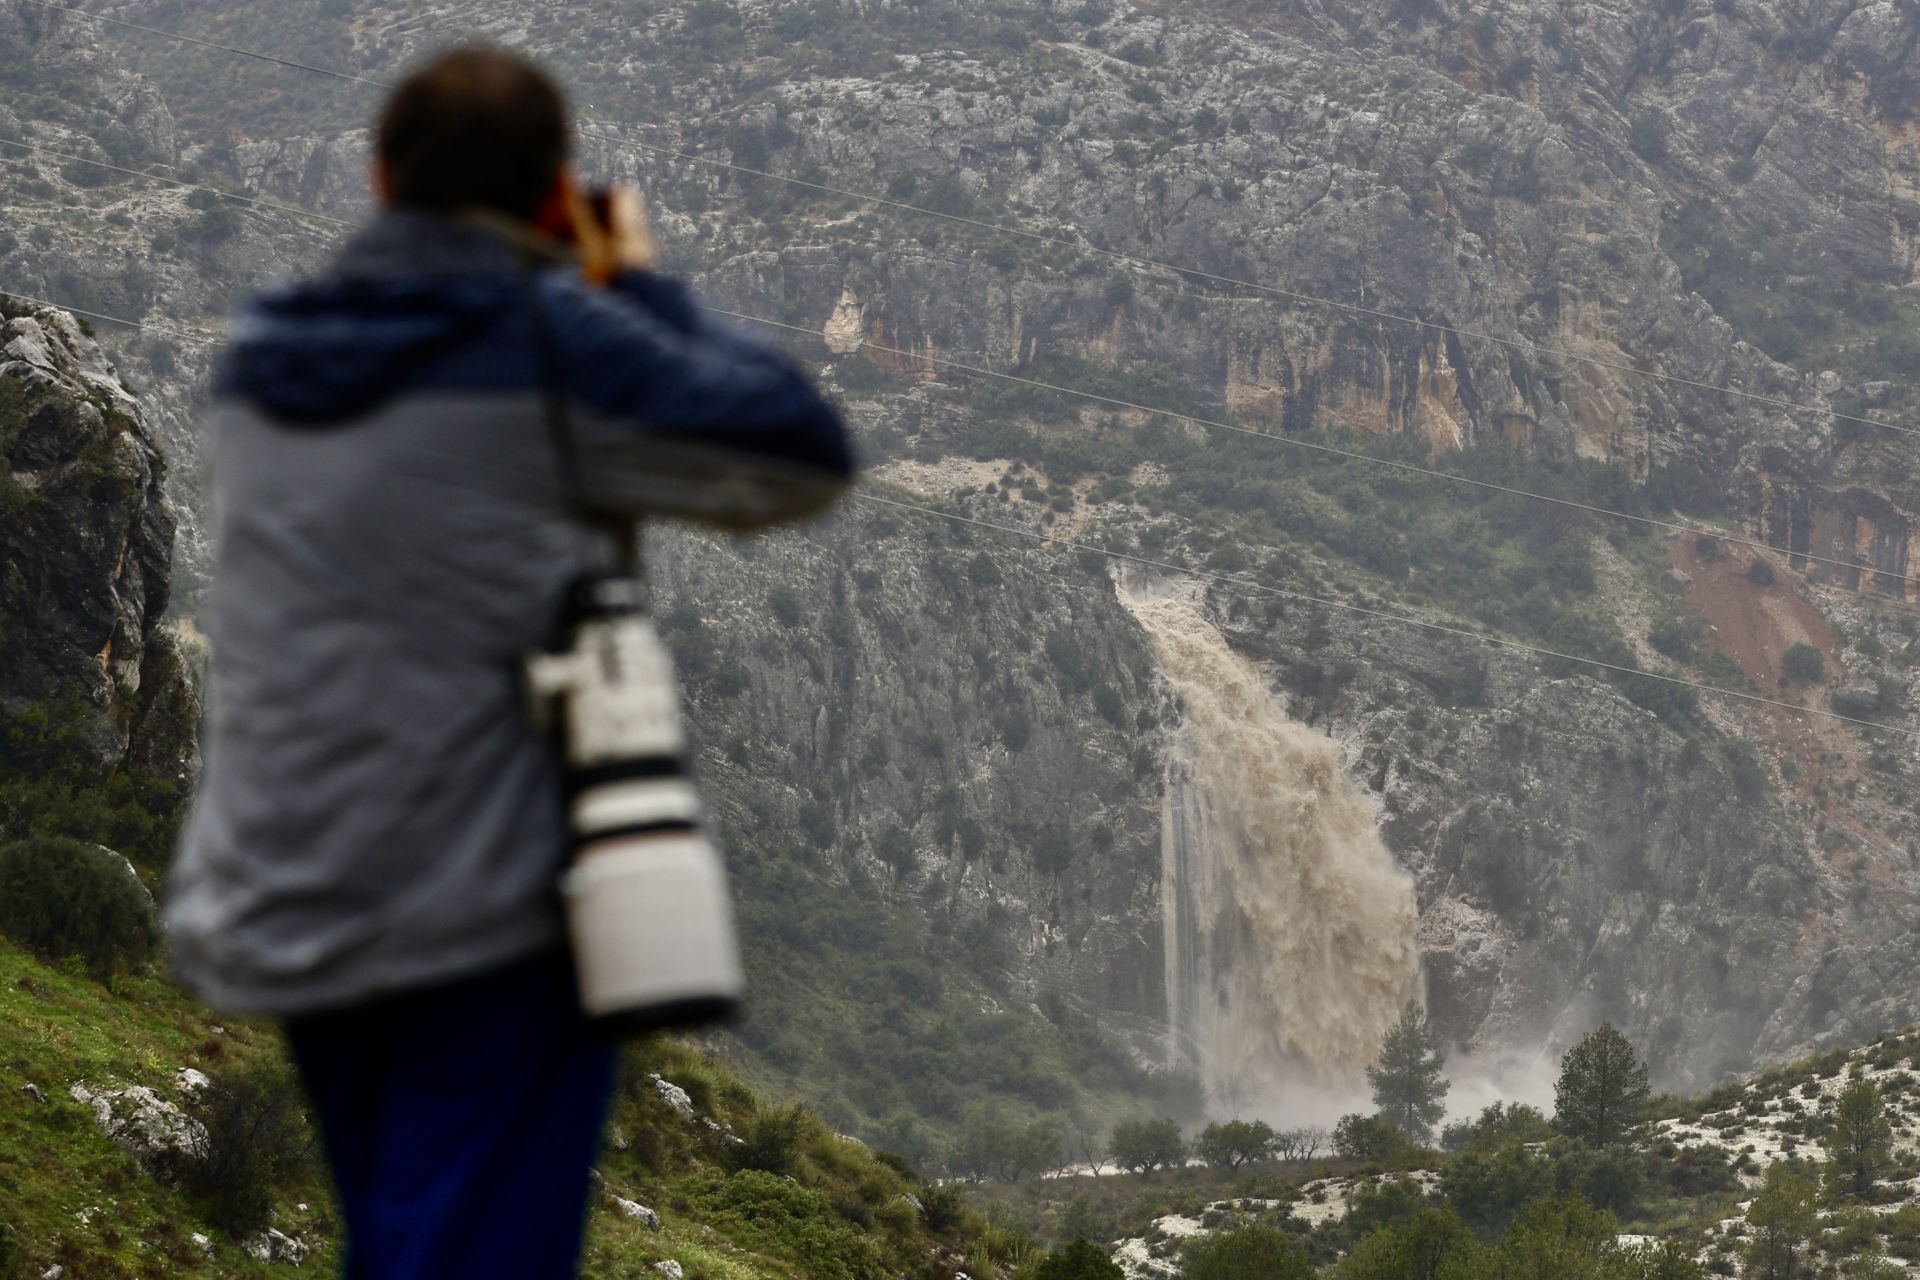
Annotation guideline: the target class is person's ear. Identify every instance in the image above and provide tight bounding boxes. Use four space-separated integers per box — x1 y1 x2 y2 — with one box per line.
371 158 394 207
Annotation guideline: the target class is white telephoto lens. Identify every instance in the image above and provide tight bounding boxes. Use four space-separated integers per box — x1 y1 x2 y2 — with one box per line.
562 831 746 1022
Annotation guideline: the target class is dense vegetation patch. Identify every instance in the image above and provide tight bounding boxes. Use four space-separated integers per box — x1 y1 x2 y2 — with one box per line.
0 836 156 978
0 693 185 869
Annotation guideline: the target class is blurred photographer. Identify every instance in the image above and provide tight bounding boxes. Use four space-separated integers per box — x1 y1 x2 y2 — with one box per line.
167 47 852 1279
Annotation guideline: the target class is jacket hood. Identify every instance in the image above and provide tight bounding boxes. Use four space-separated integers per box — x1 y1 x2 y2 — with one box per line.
218 211 530 425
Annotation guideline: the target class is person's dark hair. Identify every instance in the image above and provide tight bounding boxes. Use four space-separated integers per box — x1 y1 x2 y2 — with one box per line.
376 47 569 221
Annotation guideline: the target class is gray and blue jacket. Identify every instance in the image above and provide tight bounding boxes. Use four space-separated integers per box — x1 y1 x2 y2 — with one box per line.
166 210 852 1014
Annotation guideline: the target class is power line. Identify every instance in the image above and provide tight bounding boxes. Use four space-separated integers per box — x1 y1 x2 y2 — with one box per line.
9 270 1897 741
718 310 1920 602
18 124 1918 600
0 290 222 343
8 274 1903 736
857 492 1915 740
574 153 1917 444
13 123 1920 605
0 138 355 227
15 0 387 88
30 0 1919 444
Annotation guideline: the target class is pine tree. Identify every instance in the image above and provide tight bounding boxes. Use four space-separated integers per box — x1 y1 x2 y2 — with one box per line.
1552 1023 1651 1147
1367 1001 1449 1144
1744 1162 1817 1280
1823 1078 1894 1201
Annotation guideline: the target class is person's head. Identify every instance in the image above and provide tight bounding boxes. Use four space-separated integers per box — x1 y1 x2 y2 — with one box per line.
374 46 570 223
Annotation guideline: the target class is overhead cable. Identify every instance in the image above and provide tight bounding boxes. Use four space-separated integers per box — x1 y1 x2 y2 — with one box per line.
5 276 1904 734
0 137 355 227
10 126 1916 604
0 290 222 343
15 0 388 88
718 311 1920 600
857 492 1915 739
28 0 1918 443
10 127 1916 605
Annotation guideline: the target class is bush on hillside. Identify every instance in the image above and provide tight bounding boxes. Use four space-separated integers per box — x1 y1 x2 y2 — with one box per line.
162 1061 316 1238
1182 1225 1313 1280
0 695 185 866
1783 643 1825 684
727 1101 818 1176
1032 1237 1123 1279
0 836 156 976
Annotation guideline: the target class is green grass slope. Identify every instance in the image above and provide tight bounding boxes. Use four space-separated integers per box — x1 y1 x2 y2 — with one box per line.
0 934 1021 1280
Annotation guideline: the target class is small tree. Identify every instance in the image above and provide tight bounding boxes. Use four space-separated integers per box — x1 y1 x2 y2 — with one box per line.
1745 1162 1818 1280
1109 1118 1185 1176
1194 1120 1277 1171
992 1119 1065 1183
1553 1023 1651 1147
1824 1079 1895 1202
1032 1238 1122 1280
1332 1113 1407 1163
1368 1002 1450 1144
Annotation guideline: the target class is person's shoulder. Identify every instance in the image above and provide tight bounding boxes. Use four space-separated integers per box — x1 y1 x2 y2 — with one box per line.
538 268 701 343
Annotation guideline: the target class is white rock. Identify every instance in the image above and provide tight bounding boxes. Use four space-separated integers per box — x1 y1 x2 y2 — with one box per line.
20 1083 46 1104
653 1263 684 1280
41 1265 63 1280
190 1232 214 1257
243 1228 309 1265
70 1081 209 1167
176 1067 212 1092
649 1074 696 1120
611 1196 662 1230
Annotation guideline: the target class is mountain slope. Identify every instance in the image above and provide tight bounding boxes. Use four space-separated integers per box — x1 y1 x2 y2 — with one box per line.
7 0 1920 1126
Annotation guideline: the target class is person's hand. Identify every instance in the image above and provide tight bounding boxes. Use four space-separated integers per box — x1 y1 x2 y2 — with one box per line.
570 185 658 283
603 187 659 274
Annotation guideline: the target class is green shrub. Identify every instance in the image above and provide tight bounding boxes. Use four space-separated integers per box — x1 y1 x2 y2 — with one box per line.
1033 1237 1122 1279
1183 1225 1313 1280
728 1102 819 1177
1440 1144 1554 1240
1783 643 1826 684
163 1061 316 1238
1336 1206 1481 1278
681 1169 887 1279
0 695 185 866
0 837 156 976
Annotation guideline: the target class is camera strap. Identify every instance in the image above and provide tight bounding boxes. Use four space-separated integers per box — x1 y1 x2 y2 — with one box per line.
521 265 644 581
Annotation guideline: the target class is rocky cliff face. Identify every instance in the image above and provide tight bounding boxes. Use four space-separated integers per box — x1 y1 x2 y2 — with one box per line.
9 0 1920 1111
0 298 194 780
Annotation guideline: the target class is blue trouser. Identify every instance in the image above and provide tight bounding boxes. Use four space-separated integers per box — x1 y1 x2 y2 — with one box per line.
285 948 617 1280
